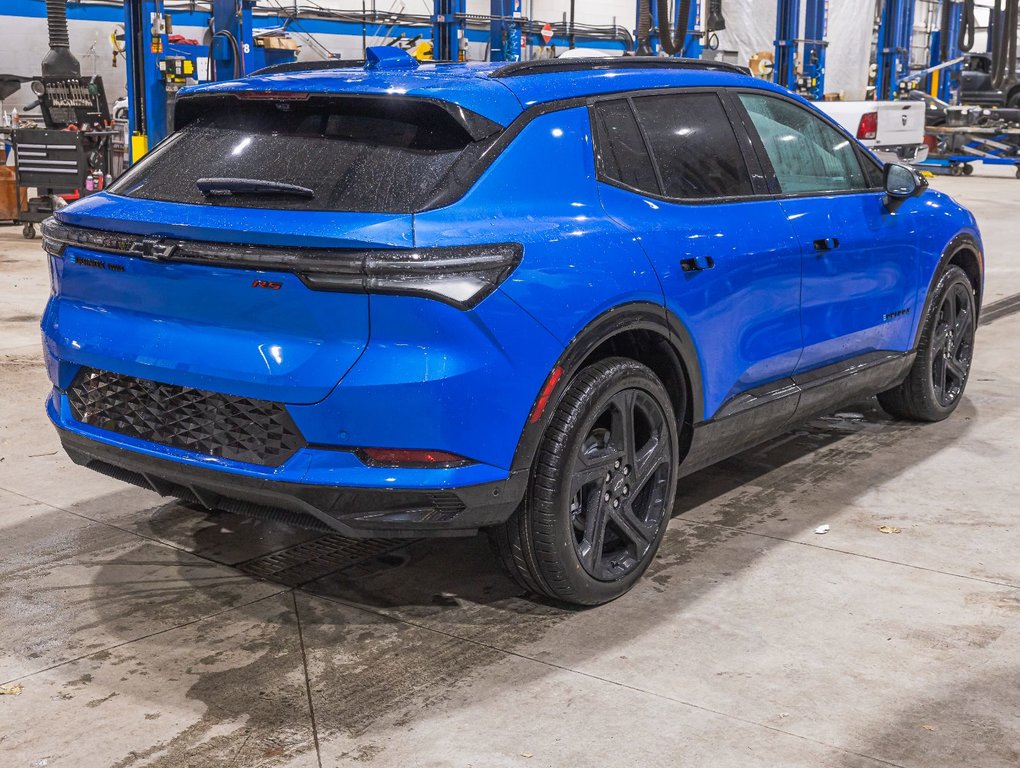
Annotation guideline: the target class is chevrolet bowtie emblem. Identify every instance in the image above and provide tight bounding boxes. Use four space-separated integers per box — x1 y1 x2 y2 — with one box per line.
130 239 178 260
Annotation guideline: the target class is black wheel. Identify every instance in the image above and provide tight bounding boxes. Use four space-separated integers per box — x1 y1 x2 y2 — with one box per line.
491 358 680 606
950 163 964 177
1015 166 1020 180
963 163 974 176
22 223 35 239
878 266 976 422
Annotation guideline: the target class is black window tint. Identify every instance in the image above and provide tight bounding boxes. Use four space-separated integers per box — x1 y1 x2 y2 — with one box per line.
109 95 497 213
631 93 753 199
592 100 659 194
860 150 885 188
739 93 867 195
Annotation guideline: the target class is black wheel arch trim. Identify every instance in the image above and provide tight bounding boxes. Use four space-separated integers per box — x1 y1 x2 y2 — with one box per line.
507 301 704 480
913 232 984 350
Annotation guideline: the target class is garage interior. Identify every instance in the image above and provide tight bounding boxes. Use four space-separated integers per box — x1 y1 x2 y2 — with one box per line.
2 0 1020 766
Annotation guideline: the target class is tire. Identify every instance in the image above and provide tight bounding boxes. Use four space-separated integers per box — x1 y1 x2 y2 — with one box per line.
963 163 974 176
491 358 680 606
878 266 976 422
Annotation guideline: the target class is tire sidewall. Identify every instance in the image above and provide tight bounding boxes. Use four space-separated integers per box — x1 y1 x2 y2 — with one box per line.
916 266 976 418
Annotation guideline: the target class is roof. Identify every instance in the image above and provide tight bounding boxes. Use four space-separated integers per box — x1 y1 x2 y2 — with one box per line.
180 55 785 128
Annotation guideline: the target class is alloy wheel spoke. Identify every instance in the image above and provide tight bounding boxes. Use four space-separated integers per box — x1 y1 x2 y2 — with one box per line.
933 323 950 350
570 461 617 494
933 348 948 398
610 390 638 465
942 293 957 333
946 355 968 384
579 493 611 572
953 310 973 353
610 499 654 549
633 434 669 486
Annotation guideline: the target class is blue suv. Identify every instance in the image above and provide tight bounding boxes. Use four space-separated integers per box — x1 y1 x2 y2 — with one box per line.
41 52 983 605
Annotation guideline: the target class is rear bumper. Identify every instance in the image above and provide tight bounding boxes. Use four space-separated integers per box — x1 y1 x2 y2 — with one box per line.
873 143 930 164
58 426 527 538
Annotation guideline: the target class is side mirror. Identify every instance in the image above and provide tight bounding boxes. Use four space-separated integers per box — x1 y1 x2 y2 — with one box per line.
884 162 928 199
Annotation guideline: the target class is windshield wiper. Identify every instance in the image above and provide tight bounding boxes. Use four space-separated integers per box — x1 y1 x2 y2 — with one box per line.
196 178 315 199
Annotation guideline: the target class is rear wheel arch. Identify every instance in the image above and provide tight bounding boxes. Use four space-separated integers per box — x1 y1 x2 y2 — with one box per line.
509 303 704 478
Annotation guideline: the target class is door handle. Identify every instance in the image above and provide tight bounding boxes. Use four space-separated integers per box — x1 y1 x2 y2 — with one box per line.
813 237 840 252
680 256 715 272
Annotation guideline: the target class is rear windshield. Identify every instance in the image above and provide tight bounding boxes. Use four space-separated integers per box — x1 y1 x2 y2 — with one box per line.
109 94 500 213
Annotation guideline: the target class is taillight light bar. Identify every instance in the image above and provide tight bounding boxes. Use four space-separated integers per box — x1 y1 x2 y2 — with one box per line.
40 218 522 310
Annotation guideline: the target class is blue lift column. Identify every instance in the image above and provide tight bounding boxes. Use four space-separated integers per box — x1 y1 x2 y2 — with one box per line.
774 0 828 99
876 0 916 101
802 0 827 99
774 0 800 92
211 0 256 79
124 0 169 161
928 0 963 103
489 0 523 62
433 0 467 62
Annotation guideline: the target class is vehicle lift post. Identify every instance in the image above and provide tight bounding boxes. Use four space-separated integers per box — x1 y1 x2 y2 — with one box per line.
433 0 467 62
211 0 257 79
773 0 828 100
124 0 255 160
489 0 523 62
875 0 916 101
634 1 702 58
927 0 964 103
124 0 168 162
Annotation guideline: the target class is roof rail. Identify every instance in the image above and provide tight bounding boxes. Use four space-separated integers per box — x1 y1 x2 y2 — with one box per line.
250 58 365 77
490 56 751 79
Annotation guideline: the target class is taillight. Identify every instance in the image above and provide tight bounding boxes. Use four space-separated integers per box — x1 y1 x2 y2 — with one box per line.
857 111 878 140
356 447 474 469
299 243 523 310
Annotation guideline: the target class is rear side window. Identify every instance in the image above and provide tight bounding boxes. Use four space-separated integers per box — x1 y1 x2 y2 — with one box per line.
591 100 659 194
109 95 500 213
739 93 867 195
631 93 753 200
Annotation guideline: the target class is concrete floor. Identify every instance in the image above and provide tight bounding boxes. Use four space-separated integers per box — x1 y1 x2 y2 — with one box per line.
1 168 1019 768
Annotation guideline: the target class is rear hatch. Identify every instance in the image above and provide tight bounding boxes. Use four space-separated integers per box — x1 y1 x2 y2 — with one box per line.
876 101 925 147
47 91 501 404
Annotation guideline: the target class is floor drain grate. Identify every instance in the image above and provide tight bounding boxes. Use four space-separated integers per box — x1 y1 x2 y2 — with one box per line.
237 535 412 586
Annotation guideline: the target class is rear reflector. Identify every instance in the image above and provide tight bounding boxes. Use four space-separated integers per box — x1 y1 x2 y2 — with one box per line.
857 111 878 140
356 447 474 469
529 365 565 424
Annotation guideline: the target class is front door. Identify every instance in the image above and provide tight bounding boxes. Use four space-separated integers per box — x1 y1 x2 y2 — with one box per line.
735 92 922 374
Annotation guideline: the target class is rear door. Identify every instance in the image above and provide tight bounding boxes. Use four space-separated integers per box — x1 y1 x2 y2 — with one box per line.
734 91 921 373
592 91 804 421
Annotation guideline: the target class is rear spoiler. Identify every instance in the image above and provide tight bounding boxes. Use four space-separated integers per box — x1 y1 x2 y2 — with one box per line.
172 91 504 142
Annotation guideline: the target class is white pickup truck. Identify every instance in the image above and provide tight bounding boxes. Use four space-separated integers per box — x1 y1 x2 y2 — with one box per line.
817 100 929 164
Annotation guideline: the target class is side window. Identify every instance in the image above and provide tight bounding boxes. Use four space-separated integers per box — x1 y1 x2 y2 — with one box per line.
739 93 868 195
631 93 753 199
591 100 659 194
